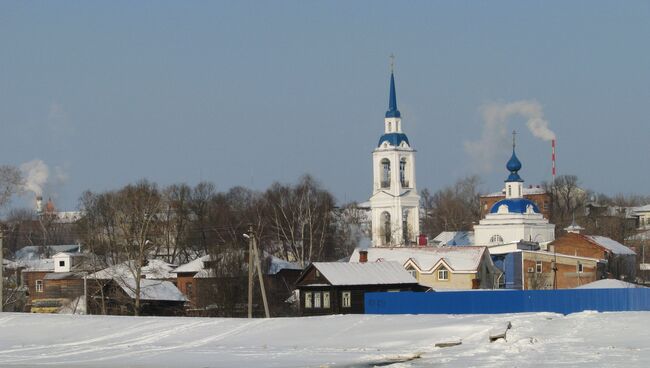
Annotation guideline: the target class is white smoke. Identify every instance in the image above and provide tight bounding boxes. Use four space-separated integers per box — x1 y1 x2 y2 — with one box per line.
464 100 556 172
20 159 49 197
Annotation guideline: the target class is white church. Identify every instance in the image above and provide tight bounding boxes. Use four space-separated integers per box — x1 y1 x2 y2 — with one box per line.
368 68 554 249
368 68 420 247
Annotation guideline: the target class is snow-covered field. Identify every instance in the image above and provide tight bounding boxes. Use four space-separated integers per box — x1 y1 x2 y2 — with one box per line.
0 311 648 367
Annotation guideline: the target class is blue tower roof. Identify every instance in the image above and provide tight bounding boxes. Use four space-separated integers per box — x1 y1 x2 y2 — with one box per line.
490 198 540 214
378 133 410 147
505 133 523 182
385 72 401 118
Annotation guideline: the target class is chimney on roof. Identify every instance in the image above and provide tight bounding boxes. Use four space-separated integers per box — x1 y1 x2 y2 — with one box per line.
359 250 368 263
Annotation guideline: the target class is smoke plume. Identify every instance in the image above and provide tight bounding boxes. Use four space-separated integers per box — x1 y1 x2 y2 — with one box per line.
464 100 555 172
20 159 49 197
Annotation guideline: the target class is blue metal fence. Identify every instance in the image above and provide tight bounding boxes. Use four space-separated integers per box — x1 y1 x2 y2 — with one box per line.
365 288 650 315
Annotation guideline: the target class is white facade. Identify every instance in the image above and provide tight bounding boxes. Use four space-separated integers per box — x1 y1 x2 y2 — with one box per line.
473 144 555 246
53 252 74 273
369 71 420 247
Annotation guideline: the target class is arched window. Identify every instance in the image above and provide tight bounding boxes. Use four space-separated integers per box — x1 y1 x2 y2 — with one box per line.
381 159 391 188
399 158 408 187
490 234 504 244
388 122 392 132
382 212 391 244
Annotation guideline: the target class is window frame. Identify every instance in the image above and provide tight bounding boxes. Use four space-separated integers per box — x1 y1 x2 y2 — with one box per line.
342 291 351 308
314 292 321 308
304 292 313 309
536 261 543 273
323 291 330 308
35 280 44 292
577 263 584 273
59 260 65 267
437 267 449 281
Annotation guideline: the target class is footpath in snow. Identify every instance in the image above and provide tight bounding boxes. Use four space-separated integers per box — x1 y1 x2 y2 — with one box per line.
0 311 649 367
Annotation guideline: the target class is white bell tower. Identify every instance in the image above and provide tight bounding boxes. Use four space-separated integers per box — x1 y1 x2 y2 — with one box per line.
369 61 420 247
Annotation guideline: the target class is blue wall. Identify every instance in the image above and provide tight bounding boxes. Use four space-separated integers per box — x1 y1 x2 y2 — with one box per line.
365 289 650 315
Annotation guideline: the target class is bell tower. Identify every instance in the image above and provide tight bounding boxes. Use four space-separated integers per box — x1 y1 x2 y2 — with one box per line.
369 60 420 247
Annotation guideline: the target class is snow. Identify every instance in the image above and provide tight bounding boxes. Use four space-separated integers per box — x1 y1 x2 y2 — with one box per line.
118 278 187 302
1 311 650 367
576 279 646 289
350 247 485 272
172 255 209 273
585 235 636 255
310 261 417 286
86 259 177 280
433 231 475 246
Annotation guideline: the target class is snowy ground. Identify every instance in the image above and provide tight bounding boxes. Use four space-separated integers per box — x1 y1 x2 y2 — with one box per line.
0 311 648 367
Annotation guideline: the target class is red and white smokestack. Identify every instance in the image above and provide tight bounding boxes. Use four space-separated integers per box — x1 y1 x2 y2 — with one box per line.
551 139 556 183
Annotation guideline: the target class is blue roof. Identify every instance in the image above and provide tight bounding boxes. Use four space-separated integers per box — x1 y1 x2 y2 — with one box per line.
505 149 524 182
385 72 401 118
378 133 410 147
490 198 540 214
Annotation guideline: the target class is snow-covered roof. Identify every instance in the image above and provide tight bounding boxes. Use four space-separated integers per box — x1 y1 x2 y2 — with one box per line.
118 278 186 301
309 261 417 286
585 235 636 255
86 259 177 280
20 259 55 272
576 279 646 289
483 186 547 198
432 231 475 246
267 255 301 275
350 247 486 272
172 255 210 273
631 205 650 214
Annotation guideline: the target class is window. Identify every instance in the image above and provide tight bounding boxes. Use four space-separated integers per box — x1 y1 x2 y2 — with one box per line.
438 267 449 281
536 261 543 273
399 158 408 187
388 122 392 131
59 260 65 267
314 292 321 308
323 292 330 308
508 186 512 197
382 212 391 244
577 263 584 273
315 270 320 278
304 292 313 308
490 234 504 244
342 291 351 308
35 280 43 292
381 159 391 188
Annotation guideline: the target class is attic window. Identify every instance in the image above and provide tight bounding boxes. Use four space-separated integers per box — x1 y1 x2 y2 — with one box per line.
59 261 65 267
315 270 320 278
437 267 449 281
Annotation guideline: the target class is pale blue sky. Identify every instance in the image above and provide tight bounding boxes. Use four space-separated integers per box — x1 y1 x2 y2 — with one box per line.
1 1 649 210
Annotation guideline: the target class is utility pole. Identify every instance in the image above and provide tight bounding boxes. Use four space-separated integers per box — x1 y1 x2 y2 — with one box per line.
251 233 270 318
245 226 270 318
247 225 254 318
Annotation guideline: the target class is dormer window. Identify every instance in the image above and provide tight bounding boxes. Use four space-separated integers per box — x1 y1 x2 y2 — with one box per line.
59 260 65 267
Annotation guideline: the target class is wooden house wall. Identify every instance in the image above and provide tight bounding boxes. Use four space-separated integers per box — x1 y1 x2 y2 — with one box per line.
43 278 84 300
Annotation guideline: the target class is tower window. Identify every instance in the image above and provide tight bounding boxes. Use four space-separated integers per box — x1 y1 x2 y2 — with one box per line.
381 159 391 188
382 212 391 244
388 122 392 131
490 234 504 244
399 158 408 187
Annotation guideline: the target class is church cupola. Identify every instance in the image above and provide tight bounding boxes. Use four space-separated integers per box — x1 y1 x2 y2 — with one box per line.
504 131 524 199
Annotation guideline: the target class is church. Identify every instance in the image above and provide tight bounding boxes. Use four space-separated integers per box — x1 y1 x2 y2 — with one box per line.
367 66 554 249
368 67 420 247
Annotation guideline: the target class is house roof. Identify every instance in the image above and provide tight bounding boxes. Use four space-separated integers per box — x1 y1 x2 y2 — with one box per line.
19 259 54 272
15 245 81 261
576 279 645 289
433 231 475 246
172 255 210 273
86 259 177 280
350 247 487 273
173 253 301 278
307 261 417 286
118 278 186 302
584 235 635 255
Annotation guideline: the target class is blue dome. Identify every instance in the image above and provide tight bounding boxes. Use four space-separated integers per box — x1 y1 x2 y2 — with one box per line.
490 198 540 214
506 150 522 172
378 133 410 147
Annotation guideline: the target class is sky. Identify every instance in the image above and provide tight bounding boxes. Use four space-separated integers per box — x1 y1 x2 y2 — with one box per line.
1 1 649 211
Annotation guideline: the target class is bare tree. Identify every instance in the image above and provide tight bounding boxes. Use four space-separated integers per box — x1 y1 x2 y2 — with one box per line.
0 165 23 210
421 176 482 237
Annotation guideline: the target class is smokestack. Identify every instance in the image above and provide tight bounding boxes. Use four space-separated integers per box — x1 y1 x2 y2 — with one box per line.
359 250 368 263
552 139 556 183
35 196 43 215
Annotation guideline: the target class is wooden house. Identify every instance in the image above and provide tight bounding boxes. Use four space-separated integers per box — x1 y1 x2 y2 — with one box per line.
295 261 424 316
